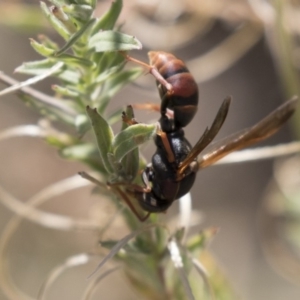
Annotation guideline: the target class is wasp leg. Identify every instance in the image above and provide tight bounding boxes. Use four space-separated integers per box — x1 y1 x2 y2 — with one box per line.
78 171 107 189
114 187 150 222
79 172 150 221
132 103 160 112
132 103 174 120
107 180 151 193
119 52 173 94
108 177 152 221
156 130 176 163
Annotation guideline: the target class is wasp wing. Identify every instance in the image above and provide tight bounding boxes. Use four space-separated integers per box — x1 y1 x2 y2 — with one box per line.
177 96 231 177
197 97 298 169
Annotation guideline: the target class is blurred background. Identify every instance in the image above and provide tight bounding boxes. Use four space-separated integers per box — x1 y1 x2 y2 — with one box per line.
0 0 300 299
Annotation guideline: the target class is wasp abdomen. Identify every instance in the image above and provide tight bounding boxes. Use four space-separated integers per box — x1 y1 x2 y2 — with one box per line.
148 51 199 128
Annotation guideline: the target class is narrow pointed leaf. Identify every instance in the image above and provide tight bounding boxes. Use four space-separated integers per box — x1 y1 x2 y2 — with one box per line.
112 123 156 162
16 68 81 84
120 106 140 180
89 31 142 52
48 0 66 6
40 1 70 40
86 106 115 174
50 5 77 33
30 38 55 56
0 62 64 96
98 68 143 112
62 4 93 22
38 34 59 50
187 228 219 253
92 0 122 33
60 143 106 172
88 225 157 279
0 72 76 125
52 84 80 97
56 70 81 84
54 53 94 67
15 59 55 72
94 65 123 84
55 18 96 56
75 114 90 134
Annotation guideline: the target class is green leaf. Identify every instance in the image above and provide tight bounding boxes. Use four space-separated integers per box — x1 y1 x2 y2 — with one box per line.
92 0 122 33
45 133 76 148
89 0 97 9
94 65 124 85
60 143 106 172
38 35 59 50
75 114 90 134
17 66 81 84
40 2 70 40
30 39 55 57
17 92 76 125
112 123 156 162
120 144 139 182
187 228 219 253
16 62 81 83
86 106 115 174
52 84 80 97
55 18 96 56
0 62 64 97
98 68 143 112
100 240 120 250
48 0 66 5
54 53 95 67
94 51 125 80
15 59 56 74
50 5 77 33
89 31 142 52
56 69 81 84
62 4 93 22
120 106 140 181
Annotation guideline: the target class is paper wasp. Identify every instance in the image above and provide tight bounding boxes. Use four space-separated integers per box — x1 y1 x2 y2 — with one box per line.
84 51 298 221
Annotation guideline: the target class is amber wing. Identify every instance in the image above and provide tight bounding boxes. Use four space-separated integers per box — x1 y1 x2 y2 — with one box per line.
197 97 298 169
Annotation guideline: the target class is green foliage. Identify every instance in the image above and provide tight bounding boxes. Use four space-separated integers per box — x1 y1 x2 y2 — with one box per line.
113 122 156 162
86 106 115 174
11 0 147 181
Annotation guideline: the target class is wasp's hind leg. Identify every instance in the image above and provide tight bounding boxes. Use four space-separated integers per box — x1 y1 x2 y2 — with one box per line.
107 179 152 222
114 187 151 222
